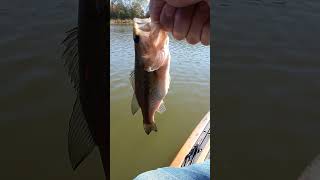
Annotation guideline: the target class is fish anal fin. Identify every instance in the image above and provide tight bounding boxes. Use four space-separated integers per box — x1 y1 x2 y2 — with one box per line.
131 94 140 115
157 101 166 114
68 96 95 170
129 70 135 89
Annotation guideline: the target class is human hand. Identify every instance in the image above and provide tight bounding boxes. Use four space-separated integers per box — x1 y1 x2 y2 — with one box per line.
150 0 210 45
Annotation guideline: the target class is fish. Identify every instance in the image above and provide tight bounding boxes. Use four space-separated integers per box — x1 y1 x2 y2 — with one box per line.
62 0 108 177
130 18 171 135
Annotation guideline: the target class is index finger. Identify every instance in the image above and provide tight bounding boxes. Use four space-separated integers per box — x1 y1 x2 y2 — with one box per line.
150 0 165 23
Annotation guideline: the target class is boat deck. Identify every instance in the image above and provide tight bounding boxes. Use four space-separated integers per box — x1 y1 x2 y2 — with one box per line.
170 111 210 167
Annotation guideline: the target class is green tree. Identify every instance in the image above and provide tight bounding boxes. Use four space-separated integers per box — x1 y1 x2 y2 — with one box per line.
110 0 148 19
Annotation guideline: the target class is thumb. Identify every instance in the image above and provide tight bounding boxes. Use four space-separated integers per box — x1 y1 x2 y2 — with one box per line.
150 0 165 23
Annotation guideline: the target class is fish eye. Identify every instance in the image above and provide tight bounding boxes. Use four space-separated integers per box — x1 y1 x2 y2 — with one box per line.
133 35 140 43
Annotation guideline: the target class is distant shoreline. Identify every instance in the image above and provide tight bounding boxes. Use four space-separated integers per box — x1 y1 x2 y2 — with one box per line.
110 19 133 25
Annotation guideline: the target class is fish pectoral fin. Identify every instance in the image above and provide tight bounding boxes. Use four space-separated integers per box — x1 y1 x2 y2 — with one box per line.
129 70 135 89
143 123 158 135
68 96 95 170
157 101 166 114
131 94 140 115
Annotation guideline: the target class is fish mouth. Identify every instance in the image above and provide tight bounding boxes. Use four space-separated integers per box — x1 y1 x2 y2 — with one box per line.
134 18 170 73
133 18 151 36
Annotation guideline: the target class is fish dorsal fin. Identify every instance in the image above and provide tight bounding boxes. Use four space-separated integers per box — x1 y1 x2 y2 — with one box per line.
129 70 135 89
63 27 95 169
68 96 95 170
157 101 166 114
62 27 79 92
131 94 140 115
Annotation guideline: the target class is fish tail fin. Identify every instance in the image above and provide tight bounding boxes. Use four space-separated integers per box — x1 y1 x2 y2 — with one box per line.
68 96 95 170
143 123 158 135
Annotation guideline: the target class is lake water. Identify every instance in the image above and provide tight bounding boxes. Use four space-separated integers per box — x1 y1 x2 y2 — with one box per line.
214 0 320 179
110 25 210 179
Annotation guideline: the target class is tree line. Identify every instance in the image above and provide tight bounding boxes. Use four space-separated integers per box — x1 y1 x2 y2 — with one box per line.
110 0 148 19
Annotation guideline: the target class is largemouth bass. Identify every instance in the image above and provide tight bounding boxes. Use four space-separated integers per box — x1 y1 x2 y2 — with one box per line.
62 0 108 177
130 18 171 135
